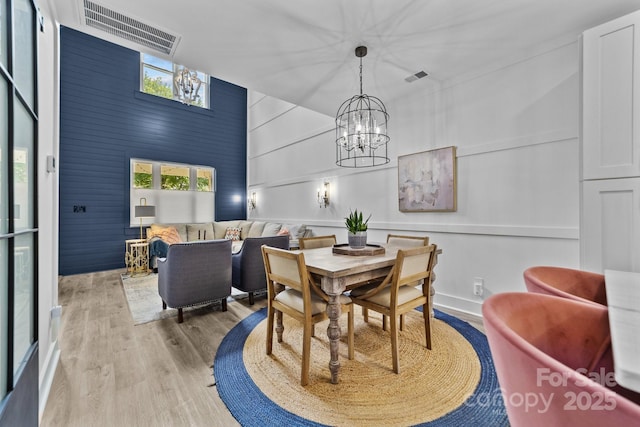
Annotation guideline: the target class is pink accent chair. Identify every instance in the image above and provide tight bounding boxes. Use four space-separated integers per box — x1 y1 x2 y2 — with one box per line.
482 292 640 426
523 266 607 306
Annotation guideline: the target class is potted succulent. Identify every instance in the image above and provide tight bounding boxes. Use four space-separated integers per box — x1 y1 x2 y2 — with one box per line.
345 209 371 249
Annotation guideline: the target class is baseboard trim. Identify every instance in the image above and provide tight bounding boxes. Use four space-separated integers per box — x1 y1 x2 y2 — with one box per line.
39 340 60 421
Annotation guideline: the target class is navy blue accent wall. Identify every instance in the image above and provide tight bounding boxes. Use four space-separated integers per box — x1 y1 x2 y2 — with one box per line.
59 27 247 275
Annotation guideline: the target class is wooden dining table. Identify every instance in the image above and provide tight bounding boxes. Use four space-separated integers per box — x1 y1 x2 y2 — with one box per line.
295 242 442 384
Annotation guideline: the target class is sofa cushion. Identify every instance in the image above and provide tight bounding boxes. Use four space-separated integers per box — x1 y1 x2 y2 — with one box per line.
186 223 215 241
247 221 266 238
281 223 306 240
224 227 242 241
214 220 241 239
238 220 254 240
149 223 188 242
262 222 282 236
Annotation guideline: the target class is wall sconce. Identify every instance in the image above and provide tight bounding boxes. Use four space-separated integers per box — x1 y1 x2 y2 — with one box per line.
248 192 257 210
317 182 330 208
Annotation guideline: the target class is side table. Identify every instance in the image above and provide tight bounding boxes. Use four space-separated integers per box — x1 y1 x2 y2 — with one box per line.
125 239 150 276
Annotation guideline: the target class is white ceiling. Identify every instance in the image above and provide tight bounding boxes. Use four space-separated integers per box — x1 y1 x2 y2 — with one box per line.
49 0 640 116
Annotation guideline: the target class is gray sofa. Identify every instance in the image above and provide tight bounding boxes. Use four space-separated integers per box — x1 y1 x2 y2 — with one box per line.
158 239 232 323
232 235 290 305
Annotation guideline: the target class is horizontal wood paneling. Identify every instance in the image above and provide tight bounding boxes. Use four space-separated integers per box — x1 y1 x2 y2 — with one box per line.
59 27 247 275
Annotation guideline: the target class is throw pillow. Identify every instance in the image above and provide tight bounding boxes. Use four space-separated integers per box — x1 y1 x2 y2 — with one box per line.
224 227 242 241
277 227 290 236
149 226 182 245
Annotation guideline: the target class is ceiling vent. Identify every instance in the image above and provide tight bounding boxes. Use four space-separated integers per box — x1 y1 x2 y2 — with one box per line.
82 0 180 56
405 70 429 83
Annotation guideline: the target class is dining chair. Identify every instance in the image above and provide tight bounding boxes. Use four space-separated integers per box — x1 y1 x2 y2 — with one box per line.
349 244 437 373
362 234 431 329
523 265 607 306
386 234 429 247
298 234 337 249
261 245 354 386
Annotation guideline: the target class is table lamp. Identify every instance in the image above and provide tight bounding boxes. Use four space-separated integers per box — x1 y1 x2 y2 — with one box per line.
134 197 156 240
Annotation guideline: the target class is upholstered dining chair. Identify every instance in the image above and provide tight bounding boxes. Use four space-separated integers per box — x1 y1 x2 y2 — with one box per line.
261 245 354 386
523 265 607 305
298 234 337 249
349 244 437 374
386 234 429 247
362 234 431 329
482 292 640 426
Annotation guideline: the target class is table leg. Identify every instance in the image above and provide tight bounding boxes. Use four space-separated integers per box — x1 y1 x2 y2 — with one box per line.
326 293 342 384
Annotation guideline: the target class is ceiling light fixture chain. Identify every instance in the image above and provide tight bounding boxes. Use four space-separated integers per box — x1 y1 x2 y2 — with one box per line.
335 45 390 168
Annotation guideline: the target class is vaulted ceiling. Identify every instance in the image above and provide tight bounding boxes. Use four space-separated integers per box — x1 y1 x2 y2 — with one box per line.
49 0 640 116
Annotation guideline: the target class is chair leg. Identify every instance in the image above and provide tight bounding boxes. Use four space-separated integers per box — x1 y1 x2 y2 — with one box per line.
162 300 167 310
177 308 183 323
348 306 355 360
221 298 228 312
248 292 255 305
390 314 400 374
266 305 275 355
423 304 432 350
301 322 313 386
363 307 369 322
400 314 405 331
382 315 387 331
276 310 284 343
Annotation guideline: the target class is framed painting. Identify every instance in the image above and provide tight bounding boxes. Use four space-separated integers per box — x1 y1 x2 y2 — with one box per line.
398 146 457 212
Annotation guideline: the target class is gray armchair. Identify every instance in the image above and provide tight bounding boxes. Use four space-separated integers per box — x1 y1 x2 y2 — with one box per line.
158 239 232 323
232 235 289 304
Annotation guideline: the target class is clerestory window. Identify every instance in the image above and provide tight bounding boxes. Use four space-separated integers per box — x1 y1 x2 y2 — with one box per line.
140 53 209 108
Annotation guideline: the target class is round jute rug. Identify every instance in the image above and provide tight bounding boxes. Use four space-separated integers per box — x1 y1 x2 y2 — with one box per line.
214 308 507 426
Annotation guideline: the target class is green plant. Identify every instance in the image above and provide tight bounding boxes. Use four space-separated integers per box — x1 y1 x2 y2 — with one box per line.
345 209 371 233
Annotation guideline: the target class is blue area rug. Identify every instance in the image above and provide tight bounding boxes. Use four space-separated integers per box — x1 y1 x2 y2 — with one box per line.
214 308 508 426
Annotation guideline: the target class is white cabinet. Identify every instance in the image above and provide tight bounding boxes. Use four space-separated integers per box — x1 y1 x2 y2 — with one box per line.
581 179 640 273
582 10 640 180
581 10 640 273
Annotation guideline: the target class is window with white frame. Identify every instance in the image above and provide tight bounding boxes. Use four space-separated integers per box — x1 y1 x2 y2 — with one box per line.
140 53 209 108
130 159 215 226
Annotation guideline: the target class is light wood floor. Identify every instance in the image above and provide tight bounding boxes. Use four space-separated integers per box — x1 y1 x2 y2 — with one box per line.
40 269 485 426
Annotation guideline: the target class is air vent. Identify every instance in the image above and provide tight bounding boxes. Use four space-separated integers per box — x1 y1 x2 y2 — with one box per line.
83 0 180 55
405 70 429 83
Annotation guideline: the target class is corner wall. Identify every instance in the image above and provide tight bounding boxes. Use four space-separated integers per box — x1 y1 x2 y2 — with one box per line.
58 27 247 275
248 40 580 316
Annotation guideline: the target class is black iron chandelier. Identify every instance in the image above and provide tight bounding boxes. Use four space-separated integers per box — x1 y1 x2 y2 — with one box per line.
335 46 390 168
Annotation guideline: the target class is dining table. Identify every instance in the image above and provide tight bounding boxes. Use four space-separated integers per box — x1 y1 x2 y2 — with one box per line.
295 242 442 384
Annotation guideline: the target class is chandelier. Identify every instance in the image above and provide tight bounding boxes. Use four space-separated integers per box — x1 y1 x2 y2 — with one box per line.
335 46 390 167
174 67 202 105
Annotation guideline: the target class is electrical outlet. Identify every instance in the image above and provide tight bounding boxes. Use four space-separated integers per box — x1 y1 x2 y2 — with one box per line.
473 277 484 296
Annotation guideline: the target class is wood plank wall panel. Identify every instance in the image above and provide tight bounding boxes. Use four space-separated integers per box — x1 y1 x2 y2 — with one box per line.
59 27 247 275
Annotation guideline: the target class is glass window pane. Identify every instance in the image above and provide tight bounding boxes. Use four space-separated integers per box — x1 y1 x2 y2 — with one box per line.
0 0 7 69
196 168 212 192
142 65 172 100
13 99 33 230
142 53 172 72
0 239 6 399
13 0 34 108
133 161 153 189
161 164 189 190
13 233 33 379
0 77 7 234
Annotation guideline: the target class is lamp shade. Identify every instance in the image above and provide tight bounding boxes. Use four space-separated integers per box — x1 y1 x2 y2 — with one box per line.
134 205 156 218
